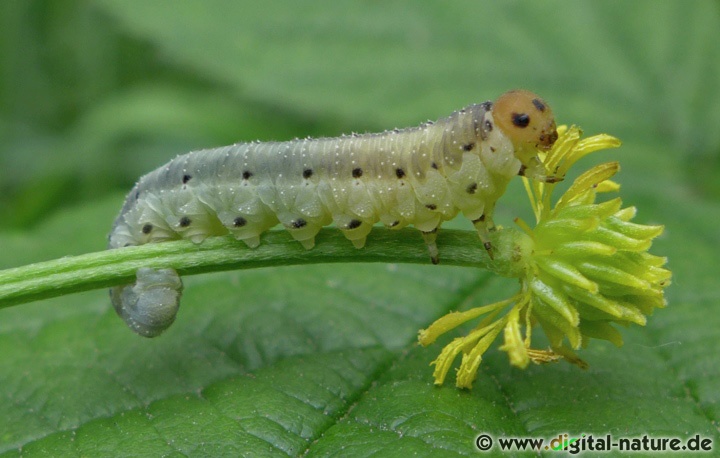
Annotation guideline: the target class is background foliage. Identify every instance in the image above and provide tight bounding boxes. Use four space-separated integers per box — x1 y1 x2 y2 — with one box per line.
1 0 719 455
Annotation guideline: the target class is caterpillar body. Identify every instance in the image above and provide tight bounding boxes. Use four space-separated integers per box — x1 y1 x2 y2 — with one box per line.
109 90 558 337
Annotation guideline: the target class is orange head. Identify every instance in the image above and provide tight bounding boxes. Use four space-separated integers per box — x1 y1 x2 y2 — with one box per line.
492 90 558 151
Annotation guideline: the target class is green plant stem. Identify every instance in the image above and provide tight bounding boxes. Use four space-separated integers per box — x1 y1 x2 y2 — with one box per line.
0 227 532 310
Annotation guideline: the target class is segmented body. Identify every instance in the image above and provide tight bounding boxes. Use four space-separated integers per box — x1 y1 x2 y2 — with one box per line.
109 90 558 337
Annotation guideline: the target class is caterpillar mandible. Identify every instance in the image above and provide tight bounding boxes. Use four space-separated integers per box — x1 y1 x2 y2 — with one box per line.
108 89 559 337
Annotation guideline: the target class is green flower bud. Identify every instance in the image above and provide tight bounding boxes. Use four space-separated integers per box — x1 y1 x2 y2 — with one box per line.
419 126 671 389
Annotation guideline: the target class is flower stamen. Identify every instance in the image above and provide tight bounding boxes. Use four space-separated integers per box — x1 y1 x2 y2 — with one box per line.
419 126 670 388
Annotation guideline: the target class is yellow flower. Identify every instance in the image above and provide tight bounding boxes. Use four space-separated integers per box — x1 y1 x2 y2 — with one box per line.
419 126 671 389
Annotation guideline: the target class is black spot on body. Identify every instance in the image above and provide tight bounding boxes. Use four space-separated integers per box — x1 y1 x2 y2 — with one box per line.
532 98 546 112
179 216 191 227
395 168 406 179
142 224 153 234
480 101 493 110
347 219 362 229
292 219 307 229
233 217 247 227
425 204 437 210
242 170 253 180
134 191 140 201
462 143 475 151
182 174 192 184
466 183 478 194
484 119 493 131
490 146 496 153
472 215 486 224
518 164 527 176
431 162 438 170
303 168 313 179
352 168 363 178
512 113 530 128
389 221 400 227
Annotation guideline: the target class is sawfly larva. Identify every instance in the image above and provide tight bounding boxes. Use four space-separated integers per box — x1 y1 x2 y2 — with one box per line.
108 89 559 337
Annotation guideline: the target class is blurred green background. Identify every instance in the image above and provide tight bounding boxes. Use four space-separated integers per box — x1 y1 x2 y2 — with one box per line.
2 0 718 232
1 0 719 455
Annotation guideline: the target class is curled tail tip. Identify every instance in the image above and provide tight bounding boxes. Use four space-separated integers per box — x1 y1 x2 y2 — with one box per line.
110 267 183 338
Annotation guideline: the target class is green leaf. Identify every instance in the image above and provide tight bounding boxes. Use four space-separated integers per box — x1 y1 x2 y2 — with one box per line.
1 0 719 455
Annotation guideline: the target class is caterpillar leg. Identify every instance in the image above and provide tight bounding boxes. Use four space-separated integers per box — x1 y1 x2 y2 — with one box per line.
421 228 440 265
339 216 373 249
110 267 183 337
472 215 495 260
518 157 563 183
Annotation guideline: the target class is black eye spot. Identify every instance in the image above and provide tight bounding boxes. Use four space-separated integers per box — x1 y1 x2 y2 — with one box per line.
462 143 475 151
142 224 153 234
303 168 313 179
347 219 362 229
233 216 247 227
242 170 253 180
352 167 363 178
179 216 191 227
395 168 406 179
466 183 478 194
532 98 546 112
512 113 530 128
389 221 400 227
292 219 307 229
425 204 437 210
182 174 192 184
